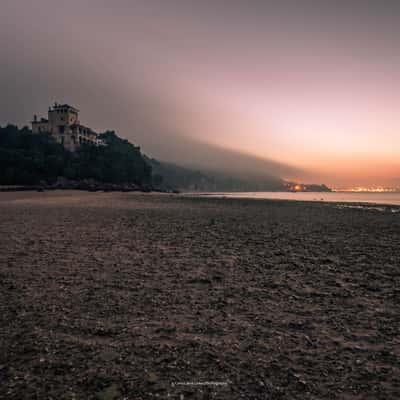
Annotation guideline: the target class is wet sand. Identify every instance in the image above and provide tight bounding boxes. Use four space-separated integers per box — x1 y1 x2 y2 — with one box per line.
0 191 399 399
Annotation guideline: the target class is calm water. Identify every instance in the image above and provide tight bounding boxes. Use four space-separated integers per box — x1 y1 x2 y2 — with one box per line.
200 192 400 206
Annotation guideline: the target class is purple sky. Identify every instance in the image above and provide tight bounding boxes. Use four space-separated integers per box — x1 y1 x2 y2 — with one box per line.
1 0 399 186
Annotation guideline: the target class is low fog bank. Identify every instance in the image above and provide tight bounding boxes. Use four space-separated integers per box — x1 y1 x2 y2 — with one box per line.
139 133 303 182
145 134 317 192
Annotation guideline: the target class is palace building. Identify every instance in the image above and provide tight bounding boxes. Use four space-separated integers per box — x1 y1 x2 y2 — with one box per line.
31 103 106 151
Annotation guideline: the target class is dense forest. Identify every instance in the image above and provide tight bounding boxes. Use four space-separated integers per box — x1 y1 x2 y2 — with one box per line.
0 125 152 186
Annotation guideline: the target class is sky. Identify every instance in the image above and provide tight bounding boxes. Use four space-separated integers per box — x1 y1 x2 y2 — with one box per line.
1 0 399 187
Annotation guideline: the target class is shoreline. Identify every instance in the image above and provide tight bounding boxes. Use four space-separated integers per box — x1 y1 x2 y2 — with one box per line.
185 191 400 208
1 188 400 210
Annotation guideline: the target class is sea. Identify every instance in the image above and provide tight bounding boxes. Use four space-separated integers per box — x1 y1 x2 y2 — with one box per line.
198 191 400 206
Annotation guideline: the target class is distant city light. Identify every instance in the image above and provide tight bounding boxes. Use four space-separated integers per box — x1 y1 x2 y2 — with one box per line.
333 187 400 193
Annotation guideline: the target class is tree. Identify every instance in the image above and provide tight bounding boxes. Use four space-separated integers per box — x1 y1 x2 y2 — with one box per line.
0 125 152 186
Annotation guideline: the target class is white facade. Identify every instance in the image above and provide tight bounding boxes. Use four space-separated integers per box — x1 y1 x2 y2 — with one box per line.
31 103 106 151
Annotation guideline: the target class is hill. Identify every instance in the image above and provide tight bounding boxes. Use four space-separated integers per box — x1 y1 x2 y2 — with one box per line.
0 125 331 192
148 158 287 191
148 158 331 192
0 125 152 187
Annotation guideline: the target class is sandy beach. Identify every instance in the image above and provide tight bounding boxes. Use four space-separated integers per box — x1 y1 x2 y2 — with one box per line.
0 191 399 399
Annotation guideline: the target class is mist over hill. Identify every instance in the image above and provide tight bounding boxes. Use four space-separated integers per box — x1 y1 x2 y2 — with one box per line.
148 158 287 192
0 125 330 192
